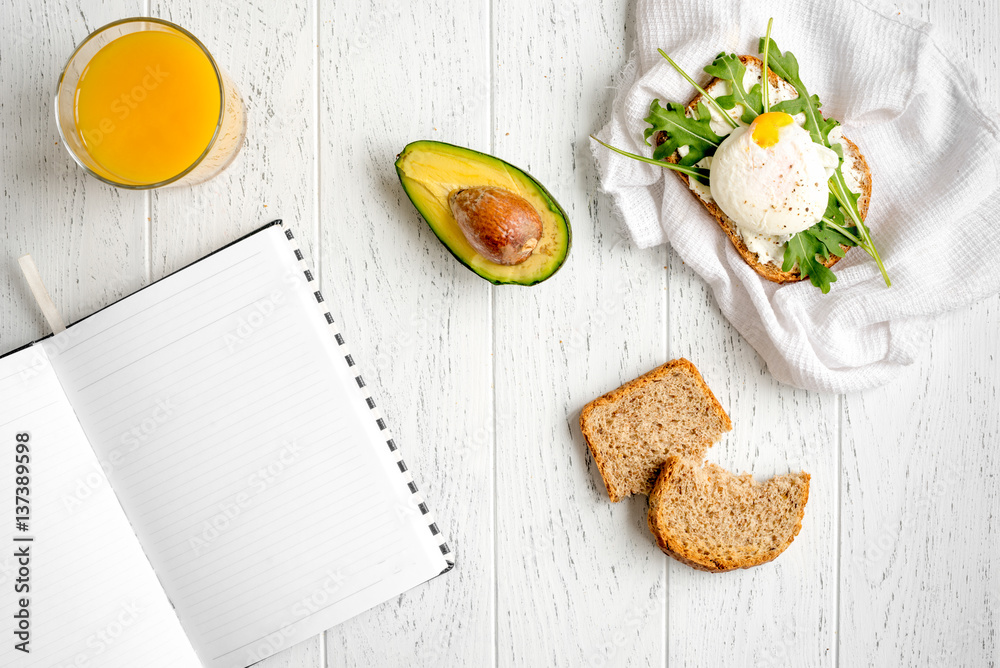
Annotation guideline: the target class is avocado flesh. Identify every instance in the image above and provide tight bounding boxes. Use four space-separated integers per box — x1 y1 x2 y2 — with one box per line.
395 140 571 285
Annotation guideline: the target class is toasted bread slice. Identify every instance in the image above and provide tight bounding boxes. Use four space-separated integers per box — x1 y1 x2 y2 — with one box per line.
579 359 732 502
657 55 872 283
648 457 810 572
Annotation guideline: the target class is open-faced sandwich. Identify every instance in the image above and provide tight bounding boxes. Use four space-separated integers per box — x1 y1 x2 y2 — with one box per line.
594 20 890 293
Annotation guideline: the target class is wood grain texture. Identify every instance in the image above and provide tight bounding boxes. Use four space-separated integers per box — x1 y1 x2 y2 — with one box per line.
491 1 670 666
840 301 1000 667
0 0 146 350
319 2 494 666
838 3 1000 666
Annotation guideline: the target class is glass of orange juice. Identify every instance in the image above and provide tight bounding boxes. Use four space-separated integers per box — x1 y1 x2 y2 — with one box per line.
55 17 246 189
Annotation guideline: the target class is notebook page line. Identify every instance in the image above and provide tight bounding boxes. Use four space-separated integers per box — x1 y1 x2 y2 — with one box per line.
129 412 347 512
59 261 265 376
90 330 309 435
116 388 345 508
181 517 400 620
0 400 61 431
77 316 291 415
164 470 379 586
114 362 329 487
77 300 270 391
143 423 351 531
149 450 366 555
170 508 391 614
197 533 405 638
58 253 263 357
90 351 318 479
153 467 379 584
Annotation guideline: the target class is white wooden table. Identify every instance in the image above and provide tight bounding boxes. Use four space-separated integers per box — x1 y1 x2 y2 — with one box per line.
2 0 998 666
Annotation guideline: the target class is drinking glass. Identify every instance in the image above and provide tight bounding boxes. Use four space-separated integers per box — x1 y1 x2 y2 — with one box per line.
55 17 247 189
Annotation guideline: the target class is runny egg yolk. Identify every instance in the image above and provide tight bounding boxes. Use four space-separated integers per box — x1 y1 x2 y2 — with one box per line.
750 112 795 149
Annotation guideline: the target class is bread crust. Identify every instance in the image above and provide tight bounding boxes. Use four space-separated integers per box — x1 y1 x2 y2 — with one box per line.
647 458 811 572
579 358 732 502
659 55 873 283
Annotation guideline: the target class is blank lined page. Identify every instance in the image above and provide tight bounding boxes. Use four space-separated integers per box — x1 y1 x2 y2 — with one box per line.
0 346 200 667
44 225 448 668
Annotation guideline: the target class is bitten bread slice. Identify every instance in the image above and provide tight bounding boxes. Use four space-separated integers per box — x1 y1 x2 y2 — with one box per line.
580 359 732 502
657 55 872 284
648 457 810 572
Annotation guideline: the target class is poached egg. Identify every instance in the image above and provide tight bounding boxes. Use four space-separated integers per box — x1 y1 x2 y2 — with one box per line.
709 112 840 238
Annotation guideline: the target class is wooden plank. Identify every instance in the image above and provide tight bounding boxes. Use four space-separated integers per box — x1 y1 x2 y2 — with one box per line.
665 265 839 667
839 4 1000 665
840 299 1000 666
0 0 145 349
318 1 494 666
491 1 668 666
149 0 318 278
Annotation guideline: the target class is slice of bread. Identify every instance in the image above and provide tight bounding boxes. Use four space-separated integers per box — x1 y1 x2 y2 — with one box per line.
647 457 810 572
579 359 732 502
657 55 872 283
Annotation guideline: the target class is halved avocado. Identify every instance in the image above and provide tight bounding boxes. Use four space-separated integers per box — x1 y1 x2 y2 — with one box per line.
395 140 571 286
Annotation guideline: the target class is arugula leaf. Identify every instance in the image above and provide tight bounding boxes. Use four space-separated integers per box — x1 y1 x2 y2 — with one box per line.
823 190 856 230
761 18 774 112
771 94 841 153
702 53 762 124
757 37 829 147
770 92 821 118
820 191 847 230
782 192 862 292
781 192 859 292
817 193 864 253
589 135 711 186
643 99 722 167
828 173 890 283
658 49 738 130
818 116 841 149
808 222 850 258
781 226 839 293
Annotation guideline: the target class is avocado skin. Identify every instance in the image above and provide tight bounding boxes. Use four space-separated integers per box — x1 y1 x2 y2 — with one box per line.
395 140 571 286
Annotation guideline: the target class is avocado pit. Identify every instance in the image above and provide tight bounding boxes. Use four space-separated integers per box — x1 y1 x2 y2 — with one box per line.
448 186 543 266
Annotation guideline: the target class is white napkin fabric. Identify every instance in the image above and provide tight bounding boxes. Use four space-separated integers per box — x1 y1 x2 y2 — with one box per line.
593 0 1000 393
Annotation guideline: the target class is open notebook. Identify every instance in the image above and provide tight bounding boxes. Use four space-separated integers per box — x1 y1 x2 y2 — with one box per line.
0 221 452 667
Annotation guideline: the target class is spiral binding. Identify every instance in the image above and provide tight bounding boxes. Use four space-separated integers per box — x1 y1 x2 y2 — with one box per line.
282 226 453 569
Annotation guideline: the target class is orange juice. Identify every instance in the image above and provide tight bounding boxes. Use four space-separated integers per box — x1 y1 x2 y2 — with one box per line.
74 30 222 185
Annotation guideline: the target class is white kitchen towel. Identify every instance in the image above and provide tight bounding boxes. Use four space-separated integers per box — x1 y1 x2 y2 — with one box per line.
593 0 1000 393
